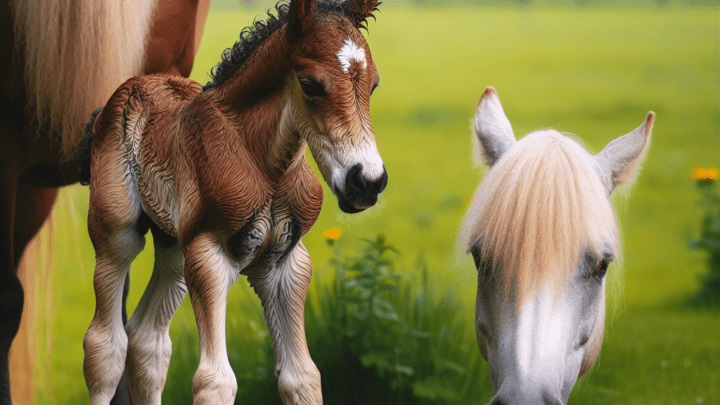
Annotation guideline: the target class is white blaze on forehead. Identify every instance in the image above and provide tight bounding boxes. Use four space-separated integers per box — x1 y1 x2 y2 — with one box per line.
336 39 367 73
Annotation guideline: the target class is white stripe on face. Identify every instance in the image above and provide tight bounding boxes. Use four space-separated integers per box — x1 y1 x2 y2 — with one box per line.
336 39 367 73
515 286 570 381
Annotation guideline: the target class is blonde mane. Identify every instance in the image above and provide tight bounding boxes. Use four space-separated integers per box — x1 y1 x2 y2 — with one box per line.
461 130 620 305
12 0 157 160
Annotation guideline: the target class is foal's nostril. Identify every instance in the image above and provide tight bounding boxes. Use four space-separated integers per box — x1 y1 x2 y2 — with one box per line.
345 164 367 195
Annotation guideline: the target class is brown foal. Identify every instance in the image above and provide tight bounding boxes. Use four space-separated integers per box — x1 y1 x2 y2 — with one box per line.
81 0 386 404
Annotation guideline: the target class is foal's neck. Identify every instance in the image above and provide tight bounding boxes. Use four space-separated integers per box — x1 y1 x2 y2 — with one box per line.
210 28 304 182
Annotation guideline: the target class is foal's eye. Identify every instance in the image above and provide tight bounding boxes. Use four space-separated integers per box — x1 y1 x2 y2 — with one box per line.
298 77 325 99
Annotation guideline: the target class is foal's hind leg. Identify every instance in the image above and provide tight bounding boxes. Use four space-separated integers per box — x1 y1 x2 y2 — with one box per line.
83 159 145 405
125 225 186 404
111 274 133 405
248 241 322 405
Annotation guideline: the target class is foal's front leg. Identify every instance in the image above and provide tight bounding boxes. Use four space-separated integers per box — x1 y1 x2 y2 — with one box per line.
184 234 238 405
248 241 322 405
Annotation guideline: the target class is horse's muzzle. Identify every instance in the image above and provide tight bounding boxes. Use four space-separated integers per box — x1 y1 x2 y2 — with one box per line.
489 386 565 405
337 164 387 213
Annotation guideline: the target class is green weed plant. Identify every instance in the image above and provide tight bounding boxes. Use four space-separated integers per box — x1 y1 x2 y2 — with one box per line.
308 234 490 404
689 170 720 307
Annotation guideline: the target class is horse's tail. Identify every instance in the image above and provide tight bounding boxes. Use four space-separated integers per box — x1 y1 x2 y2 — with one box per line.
78 107 103 186
11 0 156 162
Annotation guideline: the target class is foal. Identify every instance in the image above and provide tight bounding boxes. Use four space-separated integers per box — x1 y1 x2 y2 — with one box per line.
80 1 386 404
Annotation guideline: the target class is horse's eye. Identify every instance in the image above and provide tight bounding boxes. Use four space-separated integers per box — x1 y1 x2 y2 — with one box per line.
596 259 610 278
299 77 325 99
371 82 379 95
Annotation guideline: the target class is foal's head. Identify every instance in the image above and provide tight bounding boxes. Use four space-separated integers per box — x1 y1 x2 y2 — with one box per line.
285 0 387 213
461 87 653 404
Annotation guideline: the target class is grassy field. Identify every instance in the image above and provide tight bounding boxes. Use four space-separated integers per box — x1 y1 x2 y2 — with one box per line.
21 3 720 404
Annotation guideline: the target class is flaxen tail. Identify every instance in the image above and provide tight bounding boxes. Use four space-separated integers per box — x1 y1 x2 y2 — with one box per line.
78 107 103 186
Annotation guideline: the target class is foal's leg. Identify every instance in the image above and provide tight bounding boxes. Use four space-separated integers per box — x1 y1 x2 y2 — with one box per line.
184 234 237 405
111 274 133 405
248 241 322 405
125 226 186 404
83 166 145 405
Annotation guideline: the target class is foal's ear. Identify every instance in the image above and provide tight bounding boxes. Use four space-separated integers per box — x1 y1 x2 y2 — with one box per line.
594 112 654 194
473 86 516 166
288 0 317 42
344 0 381 30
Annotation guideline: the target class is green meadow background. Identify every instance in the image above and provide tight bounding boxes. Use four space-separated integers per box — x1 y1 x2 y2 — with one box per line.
23 1 720 404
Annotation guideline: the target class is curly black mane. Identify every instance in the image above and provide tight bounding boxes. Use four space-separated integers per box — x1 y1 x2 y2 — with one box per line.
203 0 371 91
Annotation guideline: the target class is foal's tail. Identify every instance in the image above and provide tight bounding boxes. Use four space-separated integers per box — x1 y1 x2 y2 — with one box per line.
78 107 103 186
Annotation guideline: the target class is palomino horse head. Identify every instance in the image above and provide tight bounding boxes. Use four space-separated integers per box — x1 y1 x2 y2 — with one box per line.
285 0 387 213
461 87 653 404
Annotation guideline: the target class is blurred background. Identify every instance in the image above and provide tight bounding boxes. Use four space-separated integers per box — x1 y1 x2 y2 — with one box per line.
12 0 720 403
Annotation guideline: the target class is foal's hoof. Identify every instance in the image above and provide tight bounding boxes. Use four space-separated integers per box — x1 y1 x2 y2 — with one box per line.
278 364 323 405
192 363 238 405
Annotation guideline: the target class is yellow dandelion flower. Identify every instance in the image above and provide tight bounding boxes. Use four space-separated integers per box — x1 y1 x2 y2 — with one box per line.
692 168 719 182
323 228 342 240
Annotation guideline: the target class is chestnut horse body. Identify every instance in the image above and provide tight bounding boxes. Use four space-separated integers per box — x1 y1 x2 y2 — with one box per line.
82 1 386 404
0 0 210 403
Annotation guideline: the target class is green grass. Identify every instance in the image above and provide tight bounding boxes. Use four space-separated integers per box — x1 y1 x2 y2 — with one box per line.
27 4 720 404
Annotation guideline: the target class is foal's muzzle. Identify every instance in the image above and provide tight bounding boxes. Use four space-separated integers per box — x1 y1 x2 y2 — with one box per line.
337 164 388 213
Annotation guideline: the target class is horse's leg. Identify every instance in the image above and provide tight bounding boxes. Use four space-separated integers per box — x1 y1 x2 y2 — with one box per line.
83 155 145 405
248 241 322 405
12 184 57 263
125 225 186 404
184 234 237 405
0 160 19 405
5 183 56 404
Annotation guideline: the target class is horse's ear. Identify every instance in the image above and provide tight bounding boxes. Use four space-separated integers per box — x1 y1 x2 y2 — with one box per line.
287 0 317 42
344 0 381 30
594 112 654 194
473 87 516 167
